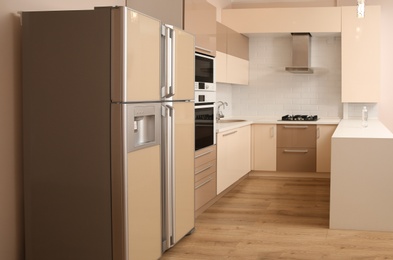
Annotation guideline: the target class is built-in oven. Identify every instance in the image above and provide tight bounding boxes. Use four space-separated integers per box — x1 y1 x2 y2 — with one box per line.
195 91 216 151
195 53 215 91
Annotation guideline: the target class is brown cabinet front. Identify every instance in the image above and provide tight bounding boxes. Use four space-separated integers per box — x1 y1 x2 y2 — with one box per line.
277 125 316 172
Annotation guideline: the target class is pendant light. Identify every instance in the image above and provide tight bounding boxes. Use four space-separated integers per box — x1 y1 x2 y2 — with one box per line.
357 0 365 18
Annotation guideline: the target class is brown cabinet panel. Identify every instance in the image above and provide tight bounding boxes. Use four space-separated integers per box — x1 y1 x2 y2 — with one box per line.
216 22 227 53
195 160 216 182
184 0 217 56
277 148 316 172
277 125 316 148
195 172 217 210
227 26 249 60
195 145 216 167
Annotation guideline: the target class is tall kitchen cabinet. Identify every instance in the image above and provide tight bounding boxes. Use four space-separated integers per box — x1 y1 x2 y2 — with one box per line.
184 0 216 56
252 124 276 171
126 0 183 28
216 22 249 85
341 6 381 102
217 125 251 194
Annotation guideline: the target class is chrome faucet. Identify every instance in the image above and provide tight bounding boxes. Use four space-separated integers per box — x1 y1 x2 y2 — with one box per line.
216 101 228 122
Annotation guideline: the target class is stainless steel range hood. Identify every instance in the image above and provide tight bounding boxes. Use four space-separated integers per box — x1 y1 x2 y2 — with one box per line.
285 33 313 74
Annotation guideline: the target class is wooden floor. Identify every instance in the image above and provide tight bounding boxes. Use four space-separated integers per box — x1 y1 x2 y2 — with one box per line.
161 172 393 260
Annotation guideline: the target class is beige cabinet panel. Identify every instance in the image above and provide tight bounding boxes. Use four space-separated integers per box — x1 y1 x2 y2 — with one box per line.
217 126 251 194
221 7 341 34
252 124 276 171
215 51 227 83
341 6 381 102
184 0 216 56
316 125 337 173
216 22 249 85
226 55 249 85
194 145 216 211
127 0 183 28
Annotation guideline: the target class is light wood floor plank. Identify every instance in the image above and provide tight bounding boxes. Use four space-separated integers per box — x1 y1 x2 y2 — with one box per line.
160 174 393 259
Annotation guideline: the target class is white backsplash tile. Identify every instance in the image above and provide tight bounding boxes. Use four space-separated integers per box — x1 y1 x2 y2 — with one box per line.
216 35 344 118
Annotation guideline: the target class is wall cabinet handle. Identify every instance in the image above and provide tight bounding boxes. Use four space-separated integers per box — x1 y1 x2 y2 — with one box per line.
283 125 309 129
195 177 213 189
195 164 213 175
284 149 309 153
223 130 237 137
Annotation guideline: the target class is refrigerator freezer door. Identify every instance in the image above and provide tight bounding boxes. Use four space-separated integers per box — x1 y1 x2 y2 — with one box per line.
164 26 195 101
162 102 195 250
111 103 162 260
111 7 161 102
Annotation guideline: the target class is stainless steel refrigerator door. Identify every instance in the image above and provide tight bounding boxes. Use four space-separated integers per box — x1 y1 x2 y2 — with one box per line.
111 7 161 102
162 102 195 251
162 26 195 101
111 103 162 260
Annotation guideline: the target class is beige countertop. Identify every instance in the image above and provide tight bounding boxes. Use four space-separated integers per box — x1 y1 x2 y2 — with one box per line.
332 119 393 139
216 116 341 133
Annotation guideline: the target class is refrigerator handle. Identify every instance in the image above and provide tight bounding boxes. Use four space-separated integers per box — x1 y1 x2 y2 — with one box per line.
163 104 176 247
164 26 174 98
169 27 175 97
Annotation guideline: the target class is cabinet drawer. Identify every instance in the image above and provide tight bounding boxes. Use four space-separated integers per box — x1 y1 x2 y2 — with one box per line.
277 148 316 172
195 160 216 182
195 172 216 210
277 125 316 148
195 145 216 168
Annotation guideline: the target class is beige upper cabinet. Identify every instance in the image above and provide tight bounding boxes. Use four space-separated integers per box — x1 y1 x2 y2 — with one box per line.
127 0 183 28
221 7 341 34
341 6 381 103
184 0 217 56
216 22 249 85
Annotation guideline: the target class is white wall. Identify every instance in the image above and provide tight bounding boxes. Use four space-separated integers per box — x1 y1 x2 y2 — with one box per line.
0 1 125 259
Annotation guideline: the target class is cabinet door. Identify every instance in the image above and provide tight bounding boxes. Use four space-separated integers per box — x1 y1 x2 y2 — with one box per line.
184 0 216 56
127 0 183 28
316 125 337 173
217 125 251 194
252 124 276 171
226 55 249 85
341 6 381 102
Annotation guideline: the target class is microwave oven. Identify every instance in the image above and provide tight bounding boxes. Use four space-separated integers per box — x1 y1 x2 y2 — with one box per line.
195 53 216 91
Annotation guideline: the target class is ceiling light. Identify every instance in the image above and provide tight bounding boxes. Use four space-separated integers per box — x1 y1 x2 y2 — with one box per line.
357 0 365 18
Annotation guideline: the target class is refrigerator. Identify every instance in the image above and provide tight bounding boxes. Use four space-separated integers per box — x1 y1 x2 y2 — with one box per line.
22 6 195 260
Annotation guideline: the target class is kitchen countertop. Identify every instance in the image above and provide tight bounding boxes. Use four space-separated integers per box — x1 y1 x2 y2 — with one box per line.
216 116 341 133
332 119 393 139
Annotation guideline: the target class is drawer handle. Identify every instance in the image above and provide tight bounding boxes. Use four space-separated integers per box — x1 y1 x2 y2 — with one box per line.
195 164 213 175
284 149 309 153
195 177 213 189
283 126 309 129
195 150 213 159
223 130 237 137
195 46 212 53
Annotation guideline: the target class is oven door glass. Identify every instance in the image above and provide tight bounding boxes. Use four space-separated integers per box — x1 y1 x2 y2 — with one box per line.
195 106 214 151
195 55 214 83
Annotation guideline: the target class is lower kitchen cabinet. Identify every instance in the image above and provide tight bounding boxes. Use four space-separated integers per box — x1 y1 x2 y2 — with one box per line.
252 124 276 171
277 124 316 172
316 125 337 173
217 125 251 194
194 145 216 211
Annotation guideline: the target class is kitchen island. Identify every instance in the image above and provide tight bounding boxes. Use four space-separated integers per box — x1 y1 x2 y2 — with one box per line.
330 119 393 232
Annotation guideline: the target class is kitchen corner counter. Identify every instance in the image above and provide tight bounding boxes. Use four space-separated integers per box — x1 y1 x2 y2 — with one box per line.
332 119 393 139
330 119 393 232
